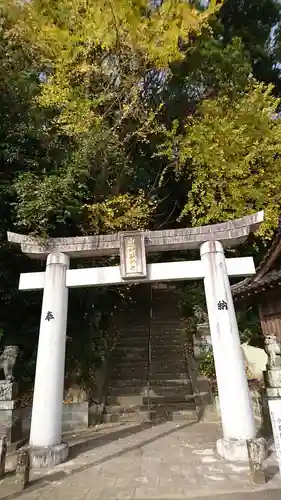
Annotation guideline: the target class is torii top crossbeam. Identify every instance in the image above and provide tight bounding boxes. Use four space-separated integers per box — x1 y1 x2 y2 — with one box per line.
7 211 264 259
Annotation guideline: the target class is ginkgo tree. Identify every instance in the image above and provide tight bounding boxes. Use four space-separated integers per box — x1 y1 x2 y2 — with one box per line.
11 0 222 235
166 81 281 237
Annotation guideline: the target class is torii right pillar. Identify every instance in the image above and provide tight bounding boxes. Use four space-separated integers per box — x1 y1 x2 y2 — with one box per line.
201 241 256 462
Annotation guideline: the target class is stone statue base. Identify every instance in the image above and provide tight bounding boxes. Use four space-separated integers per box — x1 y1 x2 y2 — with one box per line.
29 442 69 468
266 387 281 398
265 368 281 388
0 382 22 444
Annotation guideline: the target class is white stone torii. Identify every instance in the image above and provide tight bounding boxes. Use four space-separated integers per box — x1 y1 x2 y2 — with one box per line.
7 211 264 467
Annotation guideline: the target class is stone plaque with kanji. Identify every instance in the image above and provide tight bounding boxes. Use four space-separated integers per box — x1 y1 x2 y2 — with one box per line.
119 232 147 279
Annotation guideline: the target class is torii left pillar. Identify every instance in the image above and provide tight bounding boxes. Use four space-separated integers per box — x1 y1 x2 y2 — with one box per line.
29 253 69 468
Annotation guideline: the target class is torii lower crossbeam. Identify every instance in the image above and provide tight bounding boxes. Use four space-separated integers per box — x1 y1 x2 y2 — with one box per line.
18 257 255 291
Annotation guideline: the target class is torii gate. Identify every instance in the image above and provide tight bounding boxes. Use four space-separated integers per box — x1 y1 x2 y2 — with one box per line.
7 211 263 467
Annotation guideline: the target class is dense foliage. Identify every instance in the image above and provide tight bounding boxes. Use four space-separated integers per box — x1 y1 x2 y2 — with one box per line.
1 0 281 390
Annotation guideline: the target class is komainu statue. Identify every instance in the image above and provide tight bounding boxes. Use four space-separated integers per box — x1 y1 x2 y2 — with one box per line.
0 346 19 382
264 334 281 368
193 305 209 325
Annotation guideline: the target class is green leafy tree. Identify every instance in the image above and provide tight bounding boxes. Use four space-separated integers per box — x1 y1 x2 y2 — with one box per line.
218 0 281 93
162 81 281 237
11 0 221 236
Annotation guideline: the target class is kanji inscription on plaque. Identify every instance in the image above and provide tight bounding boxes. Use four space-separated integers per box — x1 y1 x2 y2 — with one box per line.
119 232 147 279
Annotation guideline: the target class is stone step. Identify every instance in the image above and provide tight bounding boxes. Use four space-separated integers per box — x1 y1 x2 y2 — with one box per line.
112 346 148 352
117 330 182 338
103 405 197 424
111 356 186 366
150 339 184 346
150 354 186 361
117 318 180 326
149 385 192 394
105 399 195 413
108 390 193 402
149 404 196 415
149 408 198 423
107 395 145 406
150 343 184 350
148 388 193 398
111 359 187 368
111 361 148 368
111 355 184 363
143 395 195 405
114 339 148 347
111 359 147 365
111 360 187 371
149 372 189 380
109 378 148 389
102 405 149 423
107 391 195 406
110 370 148 380
117 333 148 339
111 358 148 366
111 361 149 370
103 411 149 423
109 376 191 387
110 373 190 383
111 374 148 382
150 339 183 345
151 329 183 335
154 323 183 328
113 346 148 354
115 339 183 347
149 379 192 387
105 403 143 413
110 353 148 362
109 387 193 400
150 345 185 352
150 354 185 360
111 360 148 368
108 388 147 399
150 357 186 365
116 325 149 331
114 339 183 348
149 360 187 369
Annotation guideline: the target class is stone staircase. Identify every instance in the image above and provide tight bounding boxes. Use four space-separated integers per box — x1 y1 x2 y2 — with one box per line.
104 284 197 423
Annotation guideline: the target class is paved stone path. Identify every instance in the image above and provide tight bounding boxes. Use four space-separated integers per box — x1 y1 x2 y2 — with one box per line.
1 422 280 499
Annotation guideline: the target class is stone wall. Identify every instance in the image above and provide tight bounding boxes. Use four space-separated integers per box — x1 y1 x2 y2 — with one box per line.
214 392 262 419
196 385 271 428
22 403 91 433
0 382 22 444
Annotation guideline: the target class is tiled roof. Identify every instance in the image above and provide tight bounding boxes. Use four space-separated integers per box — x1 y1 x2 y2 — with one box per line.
232 268 281 297
231 218 281 298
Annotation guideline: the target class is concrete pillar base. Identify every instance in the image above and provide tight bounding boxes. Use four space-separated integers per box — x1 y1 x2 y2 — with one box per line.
29 442 69 469
217 437 269 463
216 438 250 462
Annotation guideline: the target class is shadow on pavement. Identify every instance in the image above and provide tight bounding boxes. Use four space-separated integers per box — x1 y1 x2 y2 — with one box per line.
2 420 197 500
68 420 157 459
190 490 281 500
